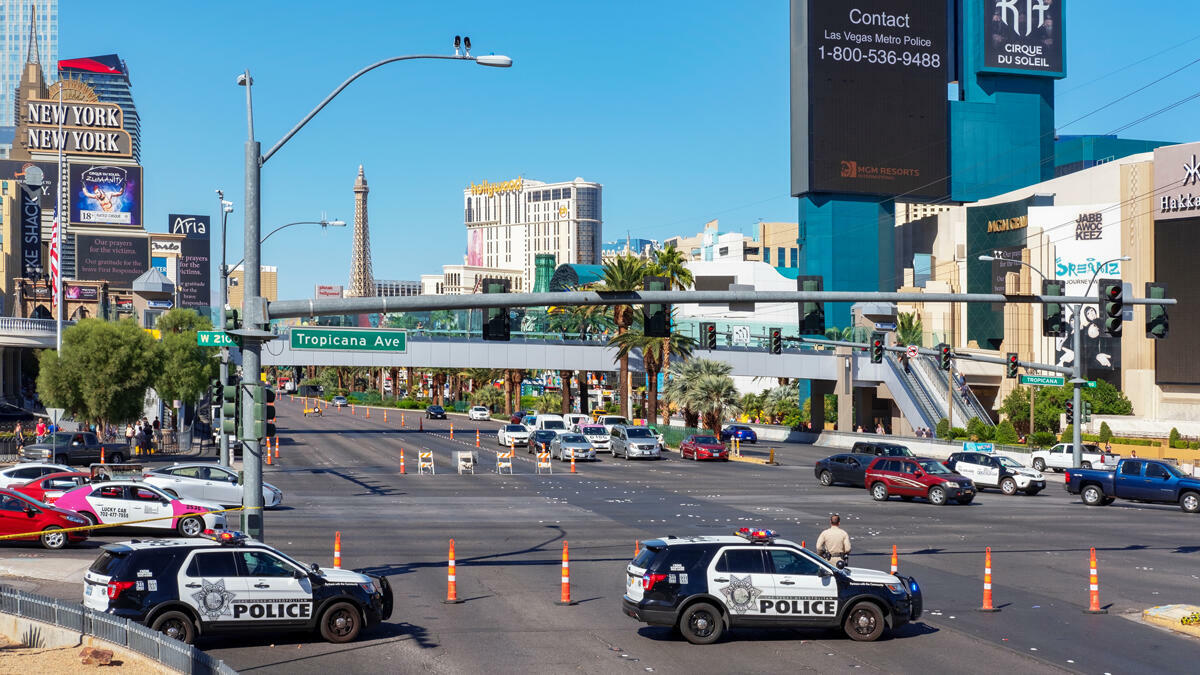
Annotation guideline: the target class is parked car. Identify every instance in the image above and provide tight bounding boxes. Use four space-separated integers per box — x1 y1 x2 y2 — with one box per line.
144 463 283 509
425 405 447 420
850 441 914 457
1031 443 1119 472
865 457 976 505
815 453 870 488
12 471 92 504
611 426 662 460
468 406 491 421
332 396 349 408
945 452 1045 495
0 488 90 549
54 481 227 537
0 463 74 489
577 424 611 452
530 430 558 455
20 431 127 465
679 435 727 461
551 433 596 462
719 425 758 444
497 424 530 448
1066 458 1200 512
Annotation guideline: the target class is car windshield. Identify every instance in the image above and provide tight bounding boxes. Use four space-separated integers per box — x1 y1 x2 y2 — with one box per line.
534 431 556 440
561 434 587 443
997 456 1025 469
472 407 487 411
44 432 75 445
881 445 914 456
602 417 627 425
580 426 606 435
542 421 565 430
627 428 654 439
692 436 720 444
920 460 953 475
504 425 525 432
429 406 443 411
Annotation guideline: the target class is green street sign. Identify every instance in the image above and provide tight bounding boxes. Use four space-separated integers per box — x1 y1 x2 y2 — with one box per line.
1019 374 1065 387
197 331 238 347
1086 380 1098 389
291 327 407 352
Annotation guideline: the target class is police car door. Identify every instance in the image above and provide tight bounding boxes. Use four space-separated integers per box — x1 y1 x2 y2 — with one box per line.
708 547 775 623
763 548 839 624
234 550 313 624
953 455 983 485
179 550 248 628
979 456 1004 487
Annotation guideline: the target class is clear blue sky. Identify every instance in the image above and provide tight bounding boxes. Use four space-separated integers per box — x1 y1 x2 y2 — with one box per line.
59 1 1200 302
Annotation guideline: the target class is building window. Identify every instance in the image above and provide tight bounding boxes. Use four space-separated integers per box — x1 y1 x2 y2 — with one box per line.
777 247 785 266
763 248 770 264
789 248 797 268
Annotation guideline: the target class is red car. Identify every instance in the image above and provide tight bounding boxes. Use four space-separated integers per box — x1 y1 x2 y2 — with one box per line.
13 471 91 504
864 456 976 505
0 488 91 549
679 434 729 461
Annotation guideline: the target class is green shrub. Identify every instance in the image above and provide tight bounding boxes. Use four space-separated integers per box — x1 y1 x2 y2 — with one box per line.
966 417 994 441
1190 441 1200 450
1172 440 1189 449
993 420 1019 445
1098 422 1112 443
1170 427 1181 445
1030 431 1057 447
935 417 950 439
950 426 967 439
1060 424 1074 442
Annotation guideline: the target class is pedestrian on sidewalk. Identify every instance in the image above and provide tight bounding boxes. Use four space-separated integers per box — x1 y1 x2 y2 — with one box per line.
35 419 46 443
816 514 852 567
14 422 25 450
125 423 135 447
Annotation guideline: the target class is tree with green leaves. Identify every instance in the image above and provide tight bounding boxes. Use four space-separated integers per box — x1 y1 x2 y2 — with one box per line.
470 385 505 410
691 373 741 436
895 312 923 347
662 358 732 429
598 255 648 418
153 309 218 413
993 419 1019 445
609 326 695 424
37 318 158 429
534 391 562 414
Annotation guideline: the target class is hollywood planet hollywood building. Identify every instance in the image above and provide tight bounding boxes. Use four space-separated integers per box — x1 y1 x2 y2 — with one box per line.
463 177 601 291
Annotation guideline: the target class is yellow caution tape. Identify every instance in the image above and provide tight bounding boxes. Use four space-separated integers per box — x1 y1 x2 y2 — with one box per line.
0 506 246 541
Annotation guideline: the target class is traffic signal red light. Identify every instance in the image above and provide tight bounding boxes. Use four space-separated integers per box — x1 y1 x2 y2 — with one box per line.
1006 352 1018 379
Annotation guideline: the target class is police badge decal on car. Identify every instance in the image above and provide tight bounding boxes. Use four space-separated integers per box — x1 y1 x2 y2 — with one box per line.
719 575 762 614
193 578 236 620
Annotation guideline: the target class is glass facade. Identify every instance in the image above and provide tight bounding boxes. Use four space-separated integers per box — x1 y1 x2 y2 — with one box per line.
1 0 58 128
58 55 140 163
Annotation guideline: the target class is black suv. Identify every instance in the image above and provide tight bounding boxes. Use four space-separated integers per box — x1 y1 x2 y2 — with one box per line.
83 531 392 644
622 528 921 644
851 441 915 457
425 405 447 419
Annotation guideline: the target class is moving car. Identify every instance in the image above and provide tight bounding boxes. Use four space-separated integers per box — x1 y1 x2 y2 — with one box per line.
12 471 91 504
598 415 629 434
425 405 447 420
54 481 228 537
814 454 870 488
497 424 530 447
0 488 90 549
551 433 596 462
622 527 921 644
468 406 491 421
611 426 662 460
577 424 611 452
946 451 1045 495
509 411 527 424
679 435 728 461
520 415 538 433
850 441 915 458
1031 443 1119 472
1066 458 1200 512
534 415 568 434
865 457 976 505
0 463 74 489
83 530 392 644
564 414 590 430
529 430 558 455
331 396 348 408
143 464 283 509
719 425 758 444
20 431 127 465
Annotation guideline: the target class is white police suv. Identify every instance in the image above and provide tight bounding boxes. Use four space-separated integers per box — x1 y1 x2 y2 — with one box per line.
622 528 921 644
83 530 392 644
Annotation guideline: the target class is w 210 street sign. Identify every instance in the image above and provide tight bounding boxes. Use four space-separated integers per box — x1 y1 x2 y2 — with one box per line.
291 327 407 352
197 331 238 347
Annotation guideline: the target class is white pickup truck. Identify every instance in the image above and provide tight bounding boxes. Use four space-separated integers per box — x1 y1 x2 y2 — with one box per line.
1030 443 1119 472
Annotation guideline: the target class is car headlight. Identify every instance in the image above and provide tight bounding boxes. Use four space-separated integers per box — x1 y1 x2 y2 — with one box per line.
66 516 87 524
360 582 376 595
885 583 905 594
942 481 959 489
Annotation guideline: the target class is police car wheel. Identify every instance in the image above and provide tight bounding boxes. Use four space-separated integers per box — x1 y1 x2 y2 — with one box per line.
1081 461 1092 469
1000 478 1017 496
39 526 66 550
928 486 947 506
679 602 723 645
152 611 196 644
819 470 834 486
319 601 362 643
177 516 204 537
871 483 889 501
843 601 885 641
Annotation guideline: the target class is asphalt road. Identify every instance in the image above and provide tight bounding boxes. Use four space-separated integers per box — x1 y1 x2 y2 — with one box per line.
9 398 1200 674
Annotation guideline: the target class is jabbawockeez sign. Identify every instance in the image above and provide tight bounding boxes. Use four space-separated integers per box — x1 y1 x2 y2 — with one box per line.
24 100 133 157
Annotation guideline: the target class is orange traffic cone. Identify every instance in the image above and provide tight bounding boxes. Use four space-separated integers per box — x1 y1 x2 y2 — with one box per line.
334 531 342 569
420 418 424 431
450 424 454 440
365 408 370 419
274 438 279 459
400 449 406 475
556 540 574 605
1086 547 1107 614
571 456 576 473
384 410 388 423
100 447 105 464
979 546 999 612
634 540 640 557
891 544 898 574
266 445 272 465
352 405 356 415
401 413 406 428
444 539 463 604
476 430 480 448
800 540 806 549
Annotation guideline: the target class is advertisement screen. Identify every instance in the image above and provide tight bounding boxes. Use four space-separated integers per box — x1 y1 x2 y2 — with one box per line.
467 229 483 267
1155 220 1200 385
982 0 1065 76
168 214 210 239
75 235 148 286
20 186 41 276
69 163 142 226
792 0 949 198
178 238 211 309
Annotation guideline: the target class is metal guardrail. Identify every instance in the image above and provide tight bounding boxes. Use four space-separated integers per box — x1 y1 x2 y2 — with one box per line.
0 318 75 335
0 586 237 675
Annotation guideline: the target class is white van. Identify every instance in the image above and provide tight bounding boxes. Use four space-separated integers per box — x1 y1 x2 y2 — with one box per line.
534 415 568 435
565 414 590 430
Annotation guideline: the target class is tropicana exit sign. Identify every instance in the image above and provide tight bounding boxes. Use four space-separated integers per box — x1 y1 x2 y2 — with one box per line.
290 327 407 352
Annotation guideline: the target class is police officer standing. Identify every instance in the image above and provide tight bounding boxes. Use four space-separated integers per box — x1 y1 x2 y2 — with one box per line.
816 514 852 566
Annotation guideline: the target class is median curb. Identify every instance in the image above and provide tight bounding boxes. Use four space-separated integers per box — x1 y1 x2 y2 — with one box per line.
1143 604 1200 638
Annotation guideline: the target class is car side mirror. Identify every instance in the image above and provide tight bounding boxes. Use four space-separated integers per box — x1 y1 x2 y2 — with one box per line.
913 470 923 478
836 559 847 570
310 562 321 572
818 567 831 577
293 569 306 579
25 506 37 517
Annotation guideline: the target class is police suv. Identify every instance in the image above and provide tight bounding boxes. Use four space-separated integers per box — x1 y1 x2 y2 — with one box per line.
622 528 921 644
83 530 392 644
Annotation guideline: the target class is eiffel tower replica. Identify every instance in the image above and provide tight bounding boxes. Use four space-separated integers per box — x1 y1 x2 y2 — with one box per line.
348 165 374 298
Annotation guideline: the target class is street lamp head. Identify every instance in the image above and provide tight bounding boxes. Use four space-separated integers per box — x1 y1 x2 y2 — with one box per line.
236 73 253 86
223 204 234 214
475 54 513 68
325 219 347 228
978 255 995 262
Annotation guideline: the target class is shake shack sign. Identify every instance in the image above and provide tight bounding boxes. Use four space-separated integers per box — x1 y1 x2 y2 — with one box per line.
23 99 132 157
1155 143 1200 221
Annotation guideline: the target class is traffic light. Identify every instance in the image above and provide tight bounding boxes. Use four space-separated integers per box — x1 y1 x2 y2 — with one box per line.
1146 282 1169 339
769 328 783 354
221 380 240 436
481 278 511 341
1100 279 1123 337
1005 352 1019 379
1065 401 1074 425
1082 400 1093 424
225 308 240 332
937 343 952 371
870 332 885 364
253 386 277 439
701 322 717 349
1042 280 1065 337
643 276 670 338
797 275 825 336
209 378 221 404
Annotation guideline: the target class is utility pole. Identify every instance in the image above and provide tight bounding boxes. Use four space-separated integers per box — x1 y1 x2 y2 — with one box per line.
1029 383 1035 439
1070 304 1084 468
216 190 232 466
239 70 266 540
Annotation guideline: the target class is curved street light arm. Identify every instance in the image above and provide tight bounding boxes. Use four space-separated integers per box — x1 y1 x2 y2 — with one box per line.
228 220 344 270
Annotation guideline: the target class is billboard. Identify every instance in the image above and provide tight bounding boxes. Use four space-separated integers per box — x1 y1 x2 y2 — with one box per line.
0 160 58 208
315 285 344 298
966 197 1035 349
791 0 949 198
20 185 41 276
1156 220 1200 385
982 0 1065 77
65 285 99 301
1153 142 1200 222
23 98 132 157
168 214 210 238
69 163 141 226
467 229 483 266
75 234 148 286
168 215 212 310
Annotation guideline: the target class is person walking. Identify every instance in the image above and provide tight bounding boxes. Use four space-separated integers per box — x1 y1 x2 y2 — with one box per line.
816 514 852 566
14 422 25 451
125 423 135 447
35 419 46 443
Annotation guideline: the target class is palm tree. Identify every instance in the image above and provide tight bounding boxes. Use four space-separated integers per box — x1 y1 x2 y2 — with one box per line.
470 385 505 411
648 246 694 377
559 370 574 415
610 327 697 424
896 311 924 347
662 358 732 429
692 373 741 436
534 391 562 414
598 255 648 418
740 392 765 423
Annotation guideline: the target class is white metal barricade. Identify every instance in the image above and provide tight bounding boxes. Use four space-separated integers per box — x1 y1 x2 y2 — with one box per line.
536 452 553 474
457 451 477 474
418 451 435 475
496 450 514 474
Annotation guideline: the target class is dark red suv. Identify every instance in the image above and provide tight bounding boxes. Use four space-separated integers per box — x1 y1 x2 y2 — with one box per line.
864 456 976 505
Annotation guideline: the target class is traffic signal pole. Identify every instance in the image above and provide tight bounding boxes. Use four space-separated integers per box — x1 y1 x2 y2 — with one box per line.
240 73 265 541
1071 305 1084 468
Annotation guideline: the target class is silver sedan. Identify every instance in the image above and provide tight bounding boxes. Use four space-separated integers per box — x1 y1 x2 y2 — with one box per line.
552 433 596 462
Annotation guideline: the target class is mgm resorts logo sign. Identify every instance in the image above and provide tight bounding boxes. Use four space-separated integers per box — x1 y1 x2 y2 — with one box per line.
1160 154 1200 216
1075 212 1103 240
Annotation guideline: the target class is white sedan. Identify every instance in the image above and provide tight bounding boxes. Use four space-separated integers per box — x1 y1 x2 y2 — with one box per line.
469 406 491 421
497 424 530 447
143 463 283 508
0 463 73 489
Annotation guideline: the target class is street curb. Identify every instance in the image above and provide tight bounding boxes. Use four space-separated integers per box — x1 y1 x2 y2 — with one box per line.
1143 604 1200 638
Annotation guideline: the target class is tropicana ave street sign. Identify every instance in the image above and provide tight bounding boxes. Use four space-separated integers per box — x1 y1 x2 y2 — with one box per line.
1019 374 1066 387
291 327 407 352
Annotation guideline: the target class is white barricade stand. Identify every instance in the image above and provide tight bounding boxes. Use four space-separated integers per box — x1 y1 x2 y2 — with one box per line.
418 451 436 475
536 452 553 474
496 450 514 475
457 451 477 475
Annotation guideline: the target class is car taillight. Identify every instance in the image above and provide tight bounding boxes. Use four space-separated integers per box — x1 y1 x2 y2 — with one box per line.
107 580 135 599
1065 470 1071 482
642 573 669 591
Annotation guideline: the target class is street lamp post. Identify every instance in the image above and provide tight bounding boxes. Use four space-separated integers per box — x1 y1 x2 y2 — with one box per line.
234 37 511 540
978 254 1129 467
216 192 234 465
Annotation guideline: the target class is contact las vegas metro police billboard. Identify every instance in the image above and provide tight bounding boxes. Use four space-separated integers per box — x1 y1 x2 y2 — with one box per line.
791 0 949 199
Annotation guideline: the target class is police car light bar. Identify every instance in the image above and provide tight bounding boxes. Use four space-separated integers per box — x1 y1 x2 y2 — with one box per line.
735 527 777 543
202 529 247 545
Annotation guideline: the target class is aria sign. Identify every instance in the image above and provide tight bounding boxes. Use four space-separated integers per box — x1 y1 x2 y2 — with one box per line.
1154 144 1200 221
